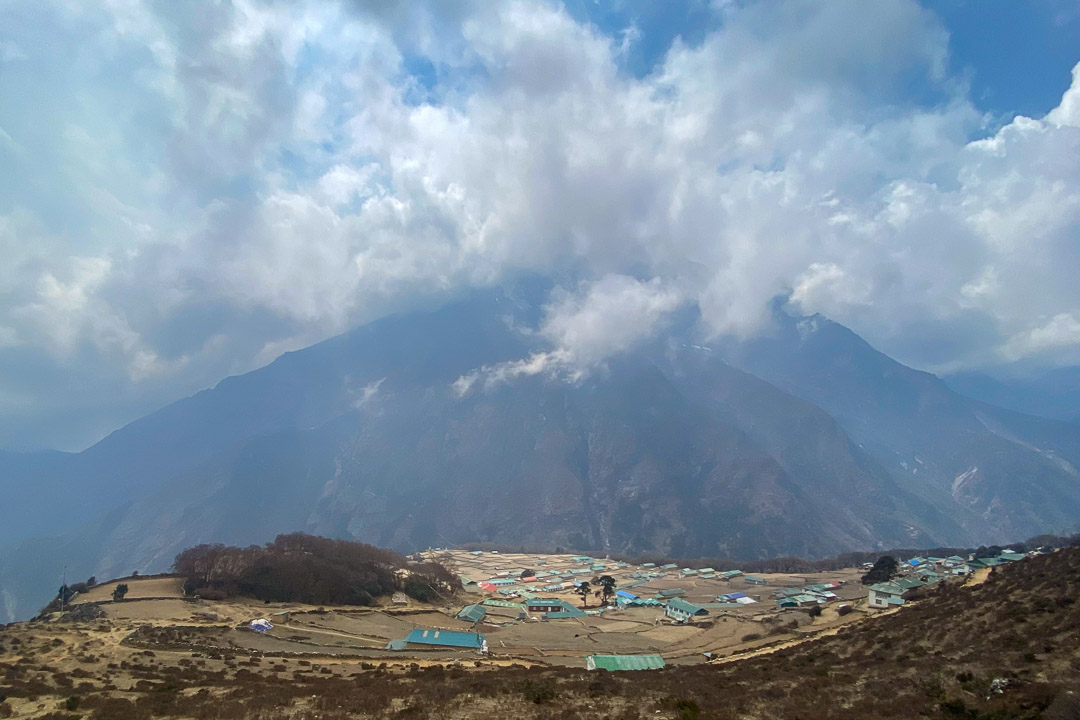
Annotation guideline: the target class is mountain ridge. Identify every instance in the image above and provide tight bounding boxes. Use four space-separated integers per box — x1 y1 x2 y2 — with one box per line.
2 289 1078 621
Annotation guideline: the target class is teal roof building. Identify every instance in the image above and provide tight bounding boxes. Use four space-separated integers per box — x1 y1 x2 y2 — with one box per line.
586 654 665 671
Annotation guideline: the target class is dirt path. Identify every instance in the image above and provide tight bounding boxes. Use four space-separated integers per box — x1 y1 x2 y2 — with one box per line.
275 622 387 647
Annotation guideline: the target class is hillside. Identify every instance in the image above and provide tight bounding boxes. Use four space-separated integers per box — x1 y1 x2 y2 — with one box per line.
725 309 1080 542
0 547 1077 719
3 289 1080 622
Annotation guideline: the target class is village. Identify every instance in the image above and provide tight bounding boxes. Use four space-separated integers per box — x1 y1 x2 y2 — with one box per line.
391 547 1030 668
36 546 1037 673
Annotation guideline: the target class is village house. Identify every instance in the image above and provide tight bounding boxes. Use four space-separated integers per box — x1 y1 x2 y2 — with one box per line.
868 581 907 608
586 654 666 671
776 593 824 609
400 629 487 652
456 604 486 623
525 598 569 613
665 597 710 623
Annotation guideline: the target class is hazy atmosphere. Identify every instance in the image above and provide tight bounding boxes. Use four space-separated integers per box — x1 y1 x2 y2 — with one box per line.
3 6 1080 718
2 0 1080 451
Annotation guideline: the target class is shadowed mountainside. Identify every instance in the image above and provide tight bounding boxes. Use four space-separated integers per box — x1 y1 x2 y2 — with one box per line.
2 289 1080 622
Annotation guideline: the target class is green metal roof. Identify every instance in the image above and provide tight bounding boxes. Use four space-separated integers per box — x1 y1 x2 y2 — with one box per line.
587 654 665 671
657 588 685 598
665 597 708 615
546 607 586 619
526 598 567 608
482 599 524 608
869 582 905 595
456 604 486 623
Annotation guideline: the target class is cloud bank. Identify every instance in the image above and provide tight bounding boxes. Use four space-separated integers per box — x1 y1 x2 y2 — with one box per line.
1 0 1079 448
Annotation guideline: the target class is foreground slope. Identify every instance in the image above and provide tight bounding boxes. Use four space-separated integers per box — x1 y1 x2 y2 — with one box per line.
1 548 1077 719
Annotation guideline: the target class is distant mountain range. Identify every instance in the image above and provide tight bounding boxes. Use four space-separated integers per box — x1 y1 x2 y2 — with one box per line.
3 287 1079 622
943 367 1080 423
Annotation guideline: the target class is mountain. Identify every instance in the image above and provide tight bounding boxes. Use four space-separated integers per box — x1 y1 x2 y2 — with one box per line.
2 289 1079 621
723 310 1080 543
0 450 74 546
944 367 1080 422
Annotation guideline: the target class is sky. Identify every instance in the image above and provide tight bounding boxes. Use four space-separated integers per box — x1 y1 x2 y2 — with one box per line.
0 0 1078 452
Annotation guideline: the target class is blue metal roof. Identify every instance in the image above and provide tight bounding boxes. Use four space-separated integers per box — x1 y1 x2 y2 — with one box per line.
404 629 485 649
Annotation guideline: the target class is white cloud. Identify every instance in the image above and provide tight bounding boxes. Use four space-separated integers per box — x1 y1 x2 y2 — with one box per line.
352 376 386 408
539 275 683 367
453 275 682 394
1002 312 1080 361
2 0 1080 447
1046 62 1080 128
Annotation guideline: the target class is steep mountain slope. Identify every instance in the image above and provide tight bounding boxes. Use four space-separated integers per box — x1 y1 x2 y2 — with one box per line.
0 292 534 546
725 310 1080 541
657 345 964 547
4 354 925 623
3 290 1080 621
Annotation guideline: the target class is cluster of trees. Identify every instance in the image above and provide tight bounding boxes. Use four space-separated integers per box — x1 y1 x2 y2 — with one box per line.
173 533 455 606
860 556 898 585
36 576 98 617
573 575 617 608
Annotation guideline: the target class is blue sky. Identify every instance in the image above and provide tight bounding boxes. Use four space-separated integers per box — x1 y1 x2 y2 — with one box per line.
0 0 1078 451
935 0 1080 118
564 0 1080 119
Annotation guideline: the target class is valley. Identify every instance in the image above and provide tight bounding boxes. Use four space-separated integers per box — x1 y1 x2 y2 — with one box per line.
1 546 1077 719
5 293 1080 624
